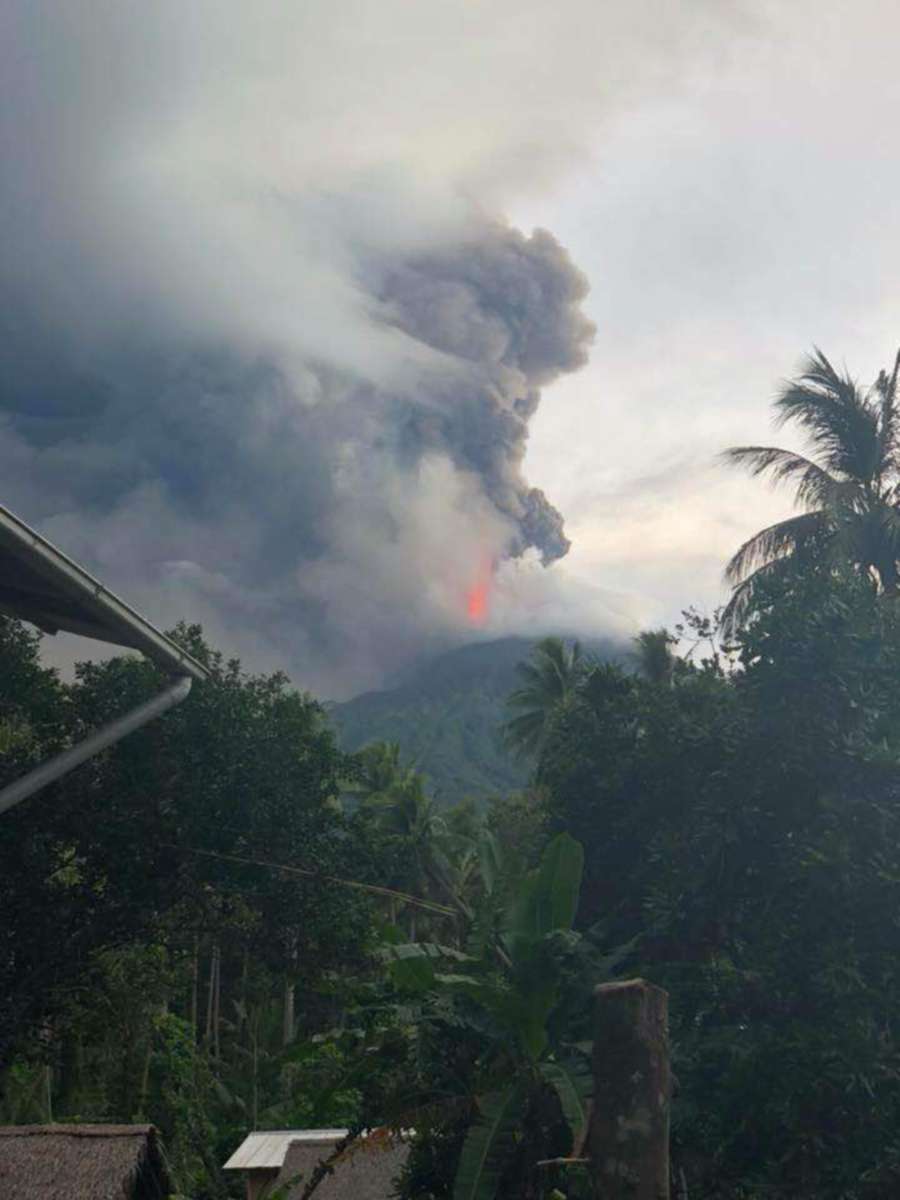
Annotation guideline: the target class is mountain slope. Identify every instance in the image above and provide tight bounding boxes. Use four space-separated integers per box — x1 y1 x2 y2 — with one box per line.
330 635 622 803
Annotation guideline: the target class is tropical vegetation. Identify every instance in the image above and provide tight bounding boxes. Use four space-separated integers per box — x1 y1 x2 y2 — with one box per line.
502 637 585 759
6 348 900 1199
723 347 900 629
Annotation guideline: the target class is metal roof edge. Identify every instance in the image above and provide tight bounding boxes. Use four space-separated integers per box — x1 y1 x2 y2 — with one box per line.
223 1128 417 1171
0 504 210 682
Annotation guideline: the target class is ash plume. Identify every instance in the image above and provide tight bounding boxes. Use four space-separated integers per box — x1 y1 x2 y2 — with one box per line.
0 0 736 694
375 227 592 564
0 217 592 694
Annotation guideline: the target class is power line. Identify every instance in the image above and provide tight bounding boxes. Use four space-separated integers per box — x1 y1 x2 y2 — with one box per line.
166 844 457 917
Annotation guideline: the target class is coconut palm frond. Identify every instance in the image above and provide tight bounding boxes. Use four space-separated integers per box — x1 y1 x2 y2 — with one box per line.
514 636 581 681
510 661 548 693
720 558 795 639
724 510 829 586
503 638 584 758
632 628 676 686
873 348 900 479
722 347 900 624
721 445 839 508
502 707 549 758
834 502 900 593
775 349 881 482
510 639 583 703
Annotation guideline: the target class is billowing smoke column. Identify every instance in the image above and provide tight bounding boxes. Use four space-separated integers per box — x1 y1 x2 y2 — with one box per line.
0 1 603 696
376 227 592 565
0 217 594 693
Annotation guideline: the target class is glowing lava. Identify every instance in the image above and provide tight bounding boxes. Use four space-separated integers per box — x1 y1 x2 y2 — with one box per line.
466 580 490 624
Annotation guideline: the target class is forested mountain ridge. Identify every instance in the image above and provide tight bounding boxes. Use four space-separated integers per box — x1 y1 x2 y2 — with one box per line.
329 635 623 802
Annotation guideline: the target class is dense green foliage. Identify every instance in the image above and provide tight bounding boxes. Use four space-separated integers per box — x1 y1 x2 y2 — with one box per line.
723 347 900 630
382 834 594 1200
8 563 900 1200
536 574 900 1198
0 621 379 1195
332 639 618 804
331 639 537 803
10 350 900 1200
8 571 900 1199
502 637 586 759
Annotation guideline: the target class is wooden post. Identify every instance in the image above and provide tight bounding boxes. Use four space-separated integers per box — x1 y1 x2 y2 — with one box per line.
589 979 670 1200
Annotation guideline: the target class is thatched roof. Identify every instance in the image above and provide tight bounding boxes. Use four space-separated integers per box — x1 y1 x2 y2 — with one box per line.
274 1134 409 1200
0 1124 172 1200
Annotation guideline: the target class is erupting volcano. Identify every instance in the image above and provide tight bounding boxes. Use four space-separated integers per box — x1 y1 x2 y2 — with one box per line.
466 582 489 624
466 561 494 625
0 0 597 698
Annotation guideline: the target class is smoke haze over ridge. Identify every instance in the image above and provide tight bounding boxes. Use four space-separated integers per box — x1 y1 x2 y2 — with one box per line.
0 1 742 694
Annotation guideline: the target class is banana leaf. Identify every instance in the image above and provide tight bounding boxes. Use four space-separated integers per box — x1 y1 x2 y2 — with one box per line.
453 1085 526 1200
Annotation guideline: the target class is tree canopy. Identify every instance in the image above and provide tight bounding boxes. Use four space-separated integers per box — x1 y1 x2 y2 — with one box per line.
723 347 900 630
9 348 900 1199
534 571 900 1198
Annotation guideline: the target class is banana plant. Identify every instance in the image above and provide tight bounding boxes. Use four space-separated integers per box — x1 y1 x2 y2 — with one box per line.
385 833 593 1200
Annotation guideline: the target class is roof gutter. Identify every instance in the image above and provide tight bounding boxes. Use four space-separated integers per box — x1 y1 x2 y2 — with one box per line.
0 502 211 813
0 504 208 683
0 674 192 816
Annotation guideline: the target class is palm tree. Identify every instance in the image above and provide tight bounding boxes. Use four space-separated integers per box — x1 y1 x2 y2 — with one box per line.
722 347 900 631
351 742 459 935
633 628 677 686
503 637 585 758
348 740 405 800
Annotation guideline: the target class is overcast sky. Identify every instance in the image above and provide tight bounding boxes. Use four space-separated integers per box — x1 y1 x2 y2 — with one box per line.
3 1 898 692
517 0 900 627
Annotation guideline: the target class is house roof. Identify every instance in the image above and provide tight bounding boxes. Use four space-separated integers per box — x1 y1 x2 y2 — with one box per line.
0 503 208 682
275 1135 408 1200
224 1130 410 1200
223 1129 352 1171
0 1123 172 1200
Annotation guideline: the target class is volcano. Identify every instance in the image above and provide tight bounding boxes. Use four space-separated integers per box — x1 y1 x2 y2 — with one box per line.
329 634 625 804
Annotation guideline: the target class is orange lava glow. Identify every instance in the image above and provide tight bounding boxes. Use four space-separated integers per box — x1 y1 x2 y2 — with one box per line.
466 581 489 624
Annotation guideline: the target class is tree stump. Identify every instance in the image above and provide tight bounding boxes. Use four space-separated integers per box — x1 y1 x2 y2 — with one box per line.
589 979 670 1200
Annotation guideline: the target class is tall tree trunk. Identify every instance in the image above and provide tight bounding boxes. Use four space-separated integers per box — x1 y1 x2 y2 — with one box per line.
205 944 215 1045
213 944 221 1060
240 949 249 1031
139 1040 152 1115
282 980 295 1048
56 1029 79 1114
251 1008 259 1130
190 934 199 1038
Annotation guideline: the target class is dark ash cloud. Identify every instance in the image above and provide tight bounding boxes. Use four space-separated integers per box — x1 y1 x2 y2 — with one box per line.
9 0 741 692
0 210 593 692
376 228 593 561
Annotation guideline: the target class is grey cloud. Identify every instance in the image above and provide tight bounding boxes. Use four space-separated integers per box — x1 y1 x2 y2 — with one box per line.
0 215 593 693
376 227 593 562
0 0 748 694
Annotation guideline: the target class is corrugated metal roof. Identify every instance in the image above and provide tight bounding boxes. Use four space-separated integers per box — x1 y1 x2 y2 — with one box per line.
223 1130 350 1171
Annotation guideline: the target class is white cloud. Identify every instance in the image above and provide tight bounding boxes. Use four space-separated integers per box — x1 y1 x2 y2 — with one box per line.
518 0 900 626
